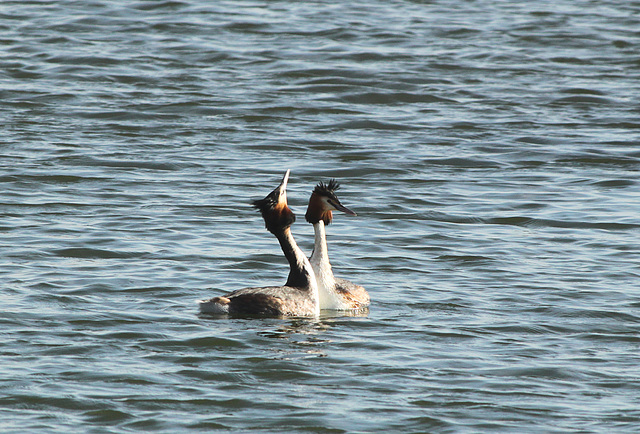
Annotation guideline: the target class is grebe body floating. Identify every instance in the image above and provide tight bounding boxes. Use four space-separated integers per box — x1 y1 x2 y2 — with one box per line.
199 170 319 317
305 180 370 310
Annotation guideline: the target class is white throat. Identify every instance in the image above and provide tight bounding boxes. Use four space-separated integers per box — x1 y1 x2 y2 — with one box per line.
302 253 321 316
310 221 344 309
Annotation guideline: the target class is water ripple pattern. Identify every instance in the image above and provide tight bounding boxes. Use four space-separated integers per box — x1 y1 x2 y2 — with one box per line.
2 0 639 432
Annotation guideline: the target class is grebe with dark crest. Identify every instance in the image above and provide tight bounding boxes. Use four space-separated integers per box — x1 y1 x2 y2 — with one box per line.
199 170 319 316
305 179 370 310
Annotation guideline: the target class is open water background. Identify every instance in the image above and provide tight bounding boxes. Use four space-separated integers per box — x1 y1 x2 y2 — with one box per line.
2 0 640 432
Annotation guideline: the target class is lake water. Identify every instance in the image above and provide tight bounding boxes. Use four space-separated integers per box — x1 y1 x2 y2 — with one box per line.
2 0 639 432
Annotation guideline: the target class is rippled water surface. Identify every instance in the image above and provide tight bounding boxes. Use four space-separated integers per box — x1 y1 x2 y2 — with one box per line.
2 0 640 432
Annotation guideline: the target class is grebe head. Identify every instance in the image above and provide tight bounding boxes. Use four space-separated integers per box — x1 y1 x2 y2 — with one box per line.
252 170 295 233
305 179 356 225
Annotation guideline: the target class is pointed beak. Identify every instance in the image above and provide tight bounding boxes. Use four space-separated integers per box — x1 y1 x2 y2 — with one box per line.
273 169 290 204
280 169 290 190
331 199 357 216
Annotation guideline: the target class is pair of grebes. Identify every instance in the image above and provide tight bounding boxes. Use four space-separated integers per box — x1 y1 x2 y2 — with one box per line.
199 170 369 316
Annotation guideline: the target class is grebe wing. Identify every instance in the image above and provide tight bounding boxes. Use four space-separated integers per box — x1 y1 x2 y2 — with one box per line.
200 285 317 316
334 278 370 308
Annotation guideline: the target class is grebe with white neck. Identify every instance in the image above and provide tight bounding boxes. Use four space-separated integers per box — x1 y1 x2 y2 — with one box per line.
305 180 370 310
199 170 319 316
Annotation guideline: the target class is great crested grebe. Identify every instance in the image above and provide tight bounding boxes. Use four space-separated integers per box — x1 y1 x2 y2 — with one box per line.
199 170 319 316
305 180 370 310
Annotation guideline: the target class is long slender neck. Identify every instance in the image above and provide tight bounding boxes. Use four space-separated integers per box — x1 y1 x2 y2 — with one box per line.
274 227 315 289
310 221 335 278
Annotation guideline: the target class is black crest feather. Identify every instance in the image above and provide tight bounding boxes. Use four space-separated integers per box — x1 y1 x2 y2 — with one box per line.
313 179 340 197
252 196 276 214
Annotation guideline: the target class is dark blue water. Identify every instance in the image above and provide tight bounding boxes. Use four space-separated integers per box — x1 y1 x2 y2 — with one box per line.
2 0 639 432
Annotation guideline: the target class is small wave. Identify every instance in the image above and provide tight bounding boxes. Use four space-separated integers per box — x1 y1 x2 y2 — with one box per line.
577 333 640 343
422 157 504 169
1 394 101 411
435 255 494 265
485 366 586 381
555 153 639 168
52 248 141 259
515 136 561 145
1 174 105 184
560 88 607 96
320 120 419 131
82 409 132 424
551 95 614 105
45 54 123 67
145 336 247 349
132 0 189 11
62 156 186 171
591 179 636 188
550 56 594 65
484 217 640 231
340 92 454 105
